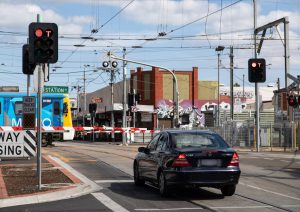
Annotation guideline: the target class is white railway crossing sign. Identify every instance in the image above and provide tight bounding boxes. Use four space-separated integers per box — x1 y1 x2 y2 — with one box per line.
23 96 36 114
23 96 36 129
0 130 36 158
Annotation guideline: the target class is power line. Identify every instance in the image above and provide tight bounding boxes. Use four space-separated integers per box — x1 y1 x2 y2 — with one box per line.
166 0 244 35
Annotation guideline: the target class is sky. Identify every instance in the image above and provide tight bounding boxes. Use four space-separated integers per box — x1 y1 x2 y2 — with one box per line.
0 0 299 99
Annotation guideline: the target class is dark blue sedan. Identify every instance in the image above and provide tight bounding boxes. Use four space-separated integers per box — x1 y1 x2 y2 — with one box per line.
133 130 241 197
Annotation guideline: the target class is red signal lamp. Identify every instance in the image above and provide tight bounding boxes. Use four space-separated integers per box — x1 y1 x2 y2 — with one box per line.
251 62 257 68
35 28 43 37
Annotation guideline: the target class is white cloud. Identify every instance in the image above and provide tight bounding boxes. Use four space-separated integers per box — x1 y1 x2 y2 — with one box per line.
0 2 92 35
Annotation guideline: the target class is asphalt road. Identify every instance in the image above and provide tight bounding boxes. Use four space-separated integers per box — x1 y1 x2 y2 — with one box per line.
3 141 300 212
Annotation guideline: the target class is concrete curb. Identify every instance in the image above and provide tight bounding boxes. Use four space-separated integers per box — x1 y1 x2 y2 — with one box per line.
0 156 102 208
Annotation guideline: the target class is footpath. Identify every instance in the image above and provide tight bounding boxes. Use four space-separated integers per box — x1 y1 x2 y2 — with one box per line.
0 141 298 209
0 153 101 208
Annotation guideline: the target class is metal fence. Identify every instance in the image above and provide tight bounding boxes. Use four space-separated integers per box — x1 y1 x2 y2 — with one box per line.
199 121 299 150
131 121 299 151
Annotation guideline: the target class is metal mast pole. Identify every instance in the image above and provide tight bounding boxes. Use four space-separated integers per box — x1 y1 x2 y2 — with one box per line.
217 52 220 127
122 48 127 145
83 67 86 126
284 17 290 88
36 14 42 190
133 89 136 128
109 54 115 142
230 46 234 121
109 54 180 128
254 0 260 152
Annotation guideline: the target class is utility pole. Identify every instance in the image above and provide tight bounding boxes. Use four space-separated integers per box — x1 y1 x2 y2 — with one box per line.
73 85 82 126
243 74 245 99
253 0 260 152
122 48 127 145
133 89 136 128
109 54 115 142
230 46 234 121
83 65 89 126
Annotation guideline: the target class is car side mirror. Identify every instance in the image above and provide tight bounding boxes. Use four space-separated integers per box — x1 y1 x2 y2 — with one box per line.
138 147 150 154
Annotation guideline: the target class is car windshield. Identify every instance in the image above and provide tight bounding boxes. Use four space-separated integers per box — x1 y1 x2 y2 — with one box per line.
171 132 229 149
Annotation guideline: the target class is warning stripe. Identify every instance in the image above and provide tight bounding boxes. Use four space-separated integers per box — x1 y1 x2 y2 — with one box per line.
0 126 159 135
23 130 36 157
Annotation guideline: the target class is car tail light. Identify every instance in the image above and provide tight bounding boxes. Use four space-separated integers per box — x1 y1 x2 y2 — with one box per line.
172 153 191 167
228 152 239 167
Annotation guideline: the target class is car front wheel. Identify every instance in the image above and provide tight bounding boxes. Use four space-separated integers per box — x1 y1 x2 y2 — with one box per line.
159 171 169 197
133 162 145 186
221 185 236 196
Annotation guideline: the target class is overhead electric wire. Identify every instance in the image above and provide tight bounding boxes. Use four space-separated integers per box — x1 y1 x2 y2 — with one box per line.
166 0 243 35
59 0 136 66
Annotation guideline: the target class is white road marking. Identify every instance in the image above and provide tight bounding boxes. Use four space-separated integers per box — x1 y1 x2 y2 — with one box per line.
95 179 134 184
280 160 291 163
211 206 273 209
92 192 129 212
135 208 204 211
282 205 300 208
240 182 300 201
135 206 275 211
263 158 273 160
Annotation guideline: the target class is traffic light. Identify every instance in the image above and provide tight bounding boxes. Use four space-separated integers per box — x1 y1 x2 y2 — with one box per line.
128 93 134 107
22 44 36 75
89 103 97 113
136 93 141 103
288 94 299 108
29 22 58 64
248 58 266 83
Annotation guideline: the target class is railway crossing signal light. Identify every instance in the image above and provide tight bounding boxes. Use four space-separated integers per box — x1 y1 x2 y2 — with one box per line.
288 94 299 108
248 58 266 83
89 103 97 114
29 22 58 64
22 44 36 75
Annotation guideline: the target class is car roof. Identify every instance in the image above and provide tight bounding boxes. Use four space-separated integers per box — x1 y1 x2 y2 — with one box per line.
162 129 215 135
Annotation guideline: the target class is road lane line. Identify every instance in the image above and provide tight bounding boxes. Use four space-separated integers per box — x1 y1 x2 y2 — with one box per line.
263 158 273 160
95 180 133 184
240 182 300 201
282 205 300 208
280 160 291 163
211 206 273 209
135 208 204 211
92 192 129 212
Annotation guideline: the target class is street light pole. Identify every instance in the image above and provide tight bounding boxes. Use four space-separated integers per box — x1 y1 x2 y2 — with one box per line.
122 48 127 145
109 53 180 128
215 46 225 127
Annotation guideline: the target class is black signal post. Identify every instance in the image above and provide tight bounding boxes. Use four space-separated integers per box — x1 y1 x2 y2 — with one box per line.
29 22 58 64
248 58 266 83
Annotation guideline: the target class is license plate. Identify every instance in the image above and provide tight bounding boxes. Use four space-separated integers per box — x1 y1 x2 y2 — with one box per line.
198 159 221 167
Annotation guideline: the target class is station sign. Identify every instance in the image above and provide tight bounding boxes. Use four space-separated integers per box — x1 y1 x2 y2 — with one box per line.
44 86 68 94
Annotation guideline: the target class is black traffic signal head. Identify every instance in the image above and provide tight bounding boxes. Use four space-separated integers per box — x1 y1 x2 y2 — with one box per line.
29 22 58 64
288 94 299 108
22 44 36 75
89 103 97 113
248 58 266 83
